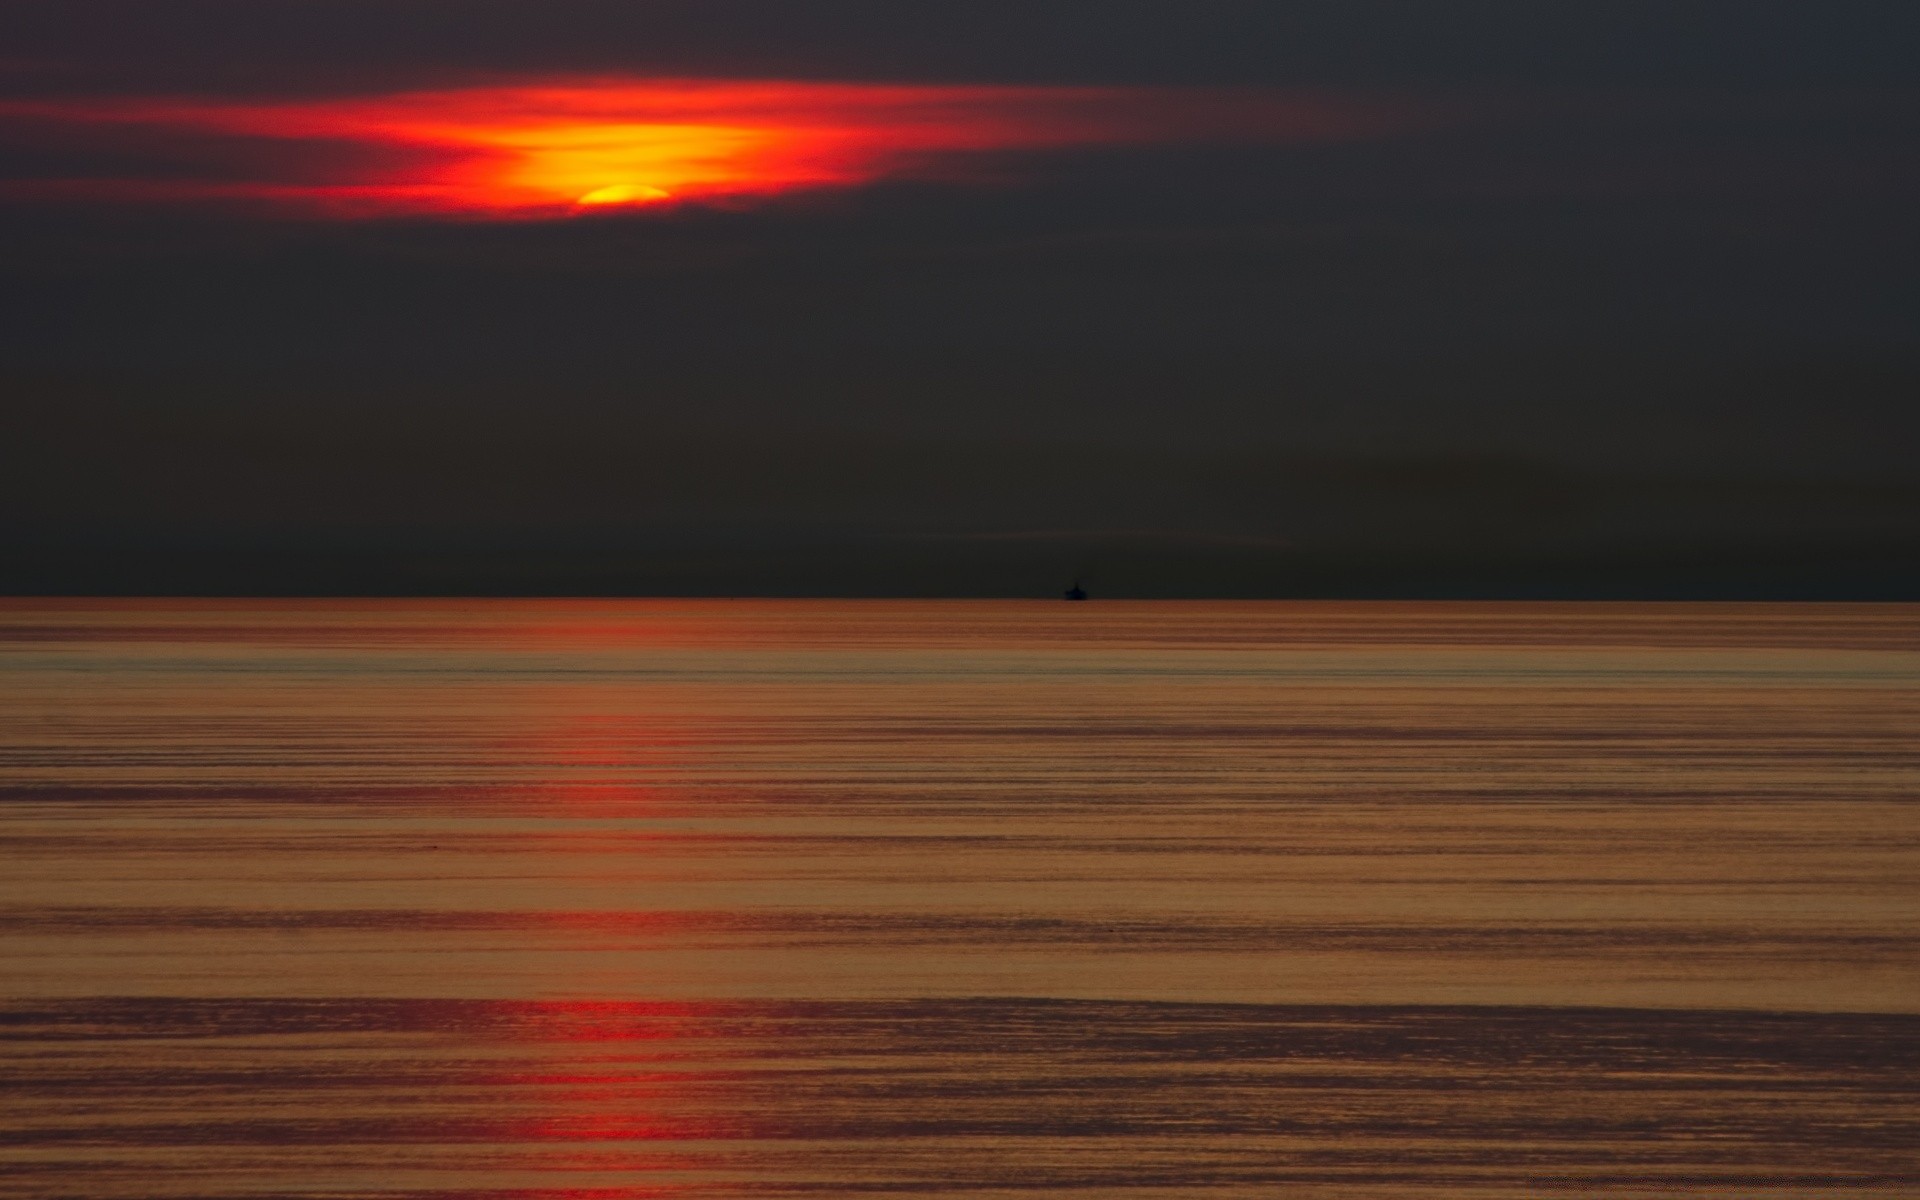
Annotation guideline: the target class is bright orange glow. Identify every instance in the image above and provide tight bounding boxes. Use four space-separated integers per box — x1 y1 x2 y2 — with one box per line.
575 183 674 207
0 79 1431 218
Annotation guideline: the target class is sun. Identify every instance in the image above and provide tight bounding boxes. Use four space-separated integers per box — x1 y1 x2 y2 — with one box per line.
0 78 1427 218
574 183 673 207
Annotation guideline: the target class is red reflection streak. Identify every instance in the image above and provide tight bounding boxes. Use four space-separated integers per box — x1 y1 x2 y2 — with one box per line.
495 693 718 820
484 664 753 1151
0 78 1429 217
469 1002 746 1152
477 603 754 817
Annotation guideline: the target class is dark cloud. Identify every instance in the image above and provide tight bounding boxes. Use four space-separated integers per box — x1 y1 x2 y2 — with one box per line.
7 349 1916 596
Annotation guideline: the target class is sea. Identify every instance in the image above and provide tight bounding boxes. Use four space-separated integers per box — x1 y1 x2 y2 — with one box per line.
1 599 1915 1197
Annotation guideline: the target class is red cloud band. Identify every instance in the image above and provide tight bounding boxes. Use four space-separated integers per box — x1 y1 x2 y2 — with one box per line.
0 79 1427 218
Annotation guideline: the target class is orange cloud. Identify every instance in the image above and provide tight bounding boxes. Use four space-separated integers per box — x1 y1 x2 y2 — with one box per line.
0 79 1428 218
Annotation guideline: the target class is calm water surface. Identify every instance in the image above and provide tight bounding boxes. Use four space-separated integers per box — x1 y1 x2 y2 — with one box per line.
1 600 1915 1196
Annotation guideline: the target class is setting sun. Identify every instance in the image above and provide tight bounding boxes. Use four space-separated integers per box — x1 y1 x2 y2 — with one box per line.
0 78 1422 219
574 183 676 207
0 80 1125 217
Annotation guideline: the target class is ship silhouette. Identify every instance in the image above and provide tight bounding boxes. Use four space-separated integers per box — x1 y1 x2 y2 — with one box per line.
1064 581 1088 601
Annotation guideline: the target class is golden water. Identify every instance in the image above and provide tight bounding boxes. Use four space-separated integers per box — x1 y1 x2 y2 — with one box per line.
2 600 1915 1196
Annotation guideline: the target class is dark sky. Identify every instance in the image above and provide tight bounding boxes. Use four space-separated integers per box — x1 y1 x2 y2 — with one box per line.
3 1 1917 596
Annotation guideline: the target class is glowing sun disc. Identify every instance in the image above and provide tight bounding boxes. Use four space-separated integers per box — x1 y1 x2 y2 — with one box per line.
576 183 673 206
